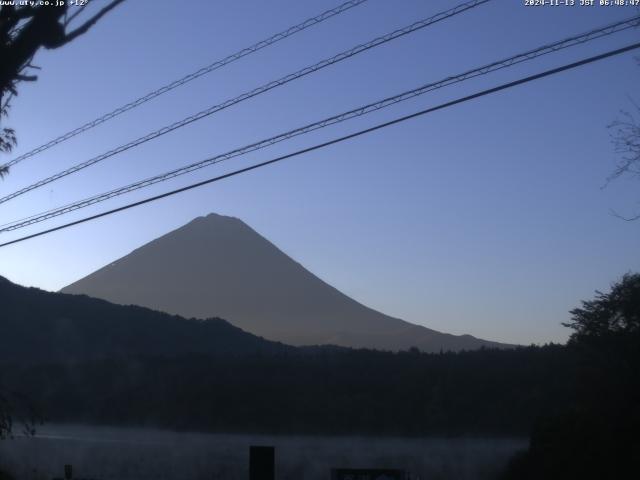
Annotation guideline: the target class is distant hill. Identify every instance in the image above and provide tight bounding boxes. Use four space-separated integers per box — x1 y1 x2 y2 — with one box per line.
0 275 290 363
62 213 512 352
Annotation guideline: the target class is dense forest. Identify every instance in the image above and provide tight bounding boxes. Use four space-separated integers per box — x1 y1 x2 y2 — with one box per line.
1 345 573 436
0 274 638 479
0 273 569 436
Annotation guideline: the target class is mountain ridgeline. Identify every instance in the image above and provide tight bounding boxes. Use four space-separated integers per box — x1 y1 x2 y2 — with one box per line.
62 213 511 352
0 273 567 437
0 273 568 437
0 275 290 363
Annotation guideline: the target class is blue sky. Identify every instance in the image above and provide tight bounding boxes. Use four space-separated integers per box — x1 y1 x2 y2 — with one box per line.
0 0 638 345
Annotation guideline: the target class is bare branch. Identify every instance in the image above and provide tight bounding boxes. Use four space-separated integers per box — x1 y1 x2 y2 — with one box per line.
610 208 640 222
607 102 640 184
0 92 13 114
64 5 85 27
12 6 39 20
15 74 37 82
62 0 125 45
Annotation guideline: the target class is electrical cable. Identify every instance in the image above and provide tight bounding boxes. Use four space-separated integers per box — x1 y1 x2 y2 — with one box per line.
2 40 638 248
1 14 637 232
0 0 491 205
0 0 370 170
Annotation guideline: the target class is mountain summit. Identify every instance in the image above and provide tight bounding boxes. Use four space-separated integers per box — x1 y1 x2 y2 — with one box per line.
62 213 511 352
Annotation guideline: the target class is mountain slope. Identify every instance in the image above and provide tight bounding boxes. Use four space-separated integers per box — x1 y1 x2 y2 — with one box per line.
0 275 290 363
62 213 511 352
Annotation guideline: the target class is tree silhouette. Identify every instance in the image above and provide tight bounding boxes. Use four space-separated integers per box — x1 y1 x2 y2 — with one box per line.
502 273 640 480
563 272 640 340
0 1 126 176
0 0 125 442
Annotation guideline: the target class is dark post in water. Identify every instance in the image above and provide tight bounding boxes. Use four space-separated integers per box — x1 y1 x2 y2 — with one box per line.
249 446 275 480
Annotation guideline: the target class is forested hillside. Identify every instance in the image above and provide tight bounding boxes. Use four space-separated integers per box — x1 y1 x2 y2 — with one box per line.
0 275 291 363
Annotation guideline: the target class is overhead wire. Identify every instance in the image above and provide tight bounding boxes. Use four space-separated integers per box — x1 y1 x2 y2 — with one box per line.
1 14 638 233
0 0 492 205
2 40 639 248
0 0 370 171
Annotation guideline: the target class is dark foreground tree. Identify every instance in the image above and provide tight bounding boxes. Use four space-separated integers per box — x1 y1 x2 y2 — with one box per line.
502 273 640 480
0 390 40 440
0 0 125 442
0 1 125 176
564 272 640 339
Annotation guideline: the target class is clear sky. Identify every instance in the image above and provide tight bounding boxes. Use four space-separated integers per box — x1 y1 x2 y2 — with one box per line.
0 0 638 345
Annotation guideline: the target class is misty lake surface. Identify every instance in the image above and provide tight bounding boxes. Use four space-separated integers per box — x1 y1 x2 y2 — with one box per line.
0 424 527 480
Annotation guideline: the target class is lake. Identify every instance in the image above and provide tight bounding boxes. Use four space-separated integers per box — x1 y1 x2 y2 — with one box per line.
0 424 527 480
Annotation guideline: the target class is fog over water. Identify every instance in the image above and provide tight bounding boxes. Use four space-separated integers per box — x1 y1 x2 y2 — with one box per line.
0 424 527 480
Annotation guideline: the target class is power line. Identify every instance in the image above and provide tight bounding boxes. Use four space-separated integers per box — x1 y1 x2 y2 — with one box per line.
2 14 637 233
0 0 370 171
0 0 491 205
2 41 638 249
